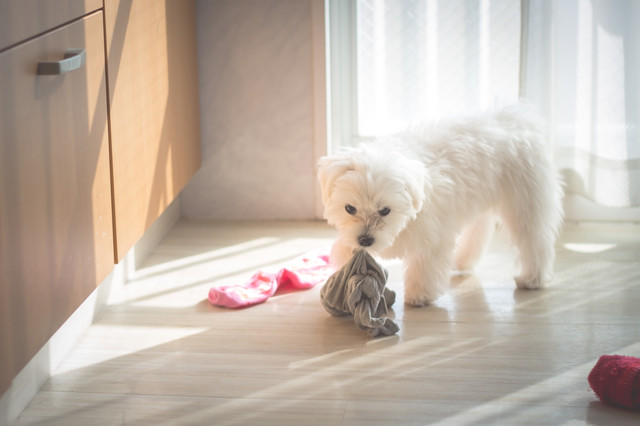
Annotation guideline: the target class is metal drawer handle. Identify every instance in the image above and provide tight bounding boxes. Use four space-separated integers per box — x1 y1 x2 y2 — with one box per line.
37 48 86 75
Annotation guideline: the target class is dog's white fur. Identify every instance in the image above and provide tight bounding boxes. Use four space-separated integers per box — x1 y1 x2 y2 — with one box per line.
318 105 564 306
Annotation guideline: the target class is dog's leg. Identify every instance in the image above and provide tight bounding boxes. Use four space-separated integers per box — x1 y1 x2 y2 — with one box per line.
330 238 353 269
507 221 554 290
500 173 563 289
454 211 496 273
404 244 453 306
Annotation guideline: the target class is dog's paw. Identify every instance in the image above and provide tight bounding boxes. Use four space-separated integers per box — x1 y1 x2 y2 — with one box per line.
515 275 543 290
404 294 433 307
453 259 475 274
403 279 442 307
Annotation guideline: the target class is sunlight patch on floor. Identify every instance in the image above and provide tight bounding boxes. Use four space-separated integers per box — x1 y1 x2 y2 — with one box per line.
52 325 209 375
563 243 617 254
130 237 282 280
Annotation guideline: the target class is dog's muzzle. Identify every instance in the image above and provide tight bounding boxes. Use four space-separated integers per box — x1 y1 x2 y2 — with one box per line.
358 234 374 247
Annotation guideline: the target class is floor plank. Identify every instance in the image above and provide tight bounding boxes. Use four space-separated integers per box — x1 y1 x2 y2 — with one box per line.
14 220 640 425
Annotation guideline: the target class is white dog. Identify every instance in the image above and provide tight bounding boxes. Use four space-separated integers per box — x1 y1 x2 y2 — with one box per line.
317 105 564 306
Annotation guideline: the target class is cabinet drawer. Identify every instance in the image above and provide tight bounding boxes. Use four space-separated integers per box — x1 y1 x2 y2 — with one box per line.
0 0 102 52
0 11 113 392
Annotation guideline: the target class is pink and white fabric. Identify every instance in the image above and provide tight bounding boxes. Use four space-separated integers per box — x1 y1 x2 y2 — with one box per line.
208 249 334 308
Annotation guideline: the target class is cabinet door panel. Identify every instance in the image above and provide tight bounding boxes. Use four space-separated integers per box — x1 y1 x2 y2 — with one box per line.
105 0 201 260
0 12 113 394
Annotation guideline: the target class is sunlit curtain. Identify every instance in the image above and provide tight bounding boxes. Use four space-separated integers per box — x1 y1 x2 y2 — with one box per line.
522 0 640 208
355 0 521 137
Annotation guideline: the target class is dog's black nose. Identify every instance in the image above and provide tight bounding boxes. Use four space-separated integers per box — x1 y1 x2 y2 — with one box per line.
358 235 374 247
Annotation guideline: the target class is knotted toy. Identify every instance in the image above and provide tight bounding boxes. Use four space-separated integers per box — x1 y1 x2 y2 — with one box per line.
320 249 399 337
588 354 640 411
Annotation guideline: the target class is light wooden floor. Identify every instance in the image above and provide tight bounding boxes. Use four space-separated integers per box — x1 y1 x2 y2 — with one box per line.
14 220 640 425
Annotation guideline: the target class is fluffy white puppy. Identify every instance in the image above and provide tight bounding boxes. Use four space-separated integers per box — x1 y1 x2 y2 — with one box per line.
317 105 564 307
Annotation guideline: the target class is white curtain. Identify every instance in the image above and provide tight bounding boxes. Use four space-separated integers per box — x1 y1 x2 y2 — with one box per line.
342 0 640 216
355 0 521 136
522 0 640 208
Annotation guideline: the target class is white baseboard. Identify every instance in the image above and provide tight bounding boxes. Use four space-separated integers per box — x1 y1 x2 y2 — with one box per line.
0 265 125 424
564 194 640 223
0 197 181 424
133 195 182 269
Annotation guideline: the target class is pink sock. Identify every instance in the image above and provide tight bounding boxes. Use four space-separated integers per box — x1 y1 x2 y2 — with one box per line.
208 249 333 308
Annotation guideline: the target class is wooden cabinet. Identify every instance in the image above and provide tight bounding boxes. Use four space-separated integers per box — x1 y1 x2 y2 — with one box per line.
105 0 201 260
0 11 113 394
0 0 201 397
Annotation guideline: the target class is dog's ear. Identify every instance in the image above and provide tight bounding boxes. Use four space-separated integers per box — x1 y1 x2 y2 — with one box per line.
400 158 428 215
317 153 355 205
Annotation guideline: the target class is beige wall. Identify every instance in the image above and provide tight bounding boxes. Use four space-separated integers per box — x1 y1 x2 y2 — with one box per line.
182 0 326 219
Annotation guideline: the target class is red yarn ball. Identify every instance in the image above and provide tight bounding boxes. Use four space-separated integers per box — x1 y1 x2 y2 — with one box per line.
588 355 640 411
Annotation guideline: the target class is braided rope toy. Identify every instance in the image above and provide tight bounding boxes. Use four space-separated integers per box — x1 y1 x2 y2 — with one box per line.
320 249 399 337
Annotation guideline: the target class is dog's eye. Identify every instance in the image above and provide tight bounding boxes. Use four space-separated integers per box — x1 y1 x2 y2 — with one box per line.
378 207 391 217
345 204 357 215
